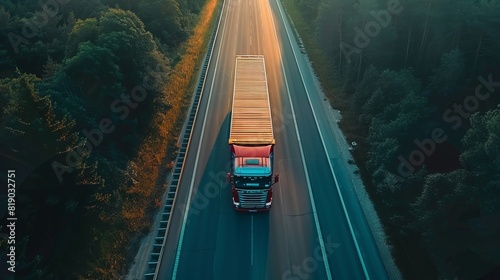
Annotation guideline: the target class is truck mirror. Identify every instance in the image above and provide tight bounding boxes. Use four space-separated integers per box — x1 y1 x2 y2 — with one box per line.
226 172 231 183
274 174 279 183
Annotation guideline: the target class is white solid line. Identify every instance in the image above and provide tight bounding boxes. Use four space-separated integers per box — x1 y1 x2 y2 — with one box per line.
171 0 229 278
273 0 370 278
251 215 254 266
266 0 333 279
277 160 292 267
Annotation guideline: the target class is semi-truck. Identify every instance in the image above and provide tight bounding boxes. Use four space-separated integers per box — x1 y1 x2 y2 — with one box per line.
226 55 279 212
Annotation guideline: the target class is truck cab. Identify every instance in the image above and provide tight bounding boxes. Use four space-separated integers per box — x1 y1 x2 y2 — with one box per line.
227 145 279 211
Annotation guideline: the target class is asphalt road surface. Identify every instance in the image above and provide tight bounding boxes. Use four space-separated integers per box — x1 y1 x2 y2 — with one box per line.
155 0 389 279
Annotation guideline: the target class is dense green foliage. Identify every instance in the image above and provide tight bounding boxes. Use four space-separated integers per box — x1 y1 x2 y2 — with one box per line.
284 0 500 278
0 0 213 278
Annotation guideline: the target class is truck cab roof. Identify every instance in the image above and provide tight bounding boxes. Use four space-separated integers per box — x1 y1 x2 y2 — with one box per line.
232 145 272 177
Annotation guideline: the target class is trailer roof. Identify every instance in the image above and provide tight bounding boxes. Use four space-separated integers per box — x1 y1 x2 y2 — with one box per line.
229 55 275 145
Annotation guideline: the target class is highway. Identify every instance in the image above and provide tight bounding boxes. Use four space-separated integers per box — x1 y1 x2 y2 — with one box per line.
156 0 389 279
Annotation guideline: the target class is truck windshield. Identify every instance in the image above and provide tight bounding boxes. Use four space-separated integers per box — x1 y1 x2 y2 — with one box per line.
233 156 271 177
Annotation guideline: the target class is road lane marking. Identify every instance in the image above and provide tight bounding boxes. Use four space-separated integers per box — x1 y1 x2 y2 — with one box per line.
266 1 333 279
273 0 371 278
251 215 254 266
170 0 229 278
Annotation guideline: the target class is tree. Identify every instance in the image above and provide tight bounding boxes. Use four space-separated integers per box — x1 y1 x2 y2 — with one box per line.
42 56 61 79
1 73 79 164
65 18 99 58
63 42 123 103
0 72 103 278
136 0 188 48
460 109 500 214
411 170 471 241
466 0 500 71
62 8 169 125
426 49 465 100
356 67 421 123
64 0 107 20
298 0 322 21
315 0 357 73
315 0 338 65
353 65 379 113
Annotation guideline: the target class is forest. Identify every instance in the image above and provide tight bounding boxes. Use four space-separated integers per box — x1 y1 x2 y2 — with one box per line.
0 0 216 278
1 0 500 278
283 0 500 278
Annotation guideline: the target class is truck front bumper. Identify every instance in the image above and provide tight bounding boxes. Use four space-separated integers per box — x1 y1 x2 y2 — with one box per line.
233 198 272 212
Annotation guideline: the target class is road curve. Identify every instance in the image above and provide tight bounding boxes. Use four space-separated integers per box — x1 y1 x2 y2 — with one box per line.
155 0 389 279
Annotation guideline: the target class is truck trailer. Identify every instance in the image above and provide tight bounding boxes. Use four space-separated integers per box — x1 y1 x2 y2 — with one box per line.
226 55 279 212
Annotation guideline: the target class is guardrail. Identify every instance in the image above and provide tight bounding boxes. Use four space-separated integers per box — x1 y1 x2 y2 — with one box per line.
143 4 223 279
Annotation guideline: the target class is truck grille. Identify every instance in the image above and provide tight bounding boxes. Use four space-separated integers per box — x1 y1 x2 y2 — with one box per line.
237 189 268 208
